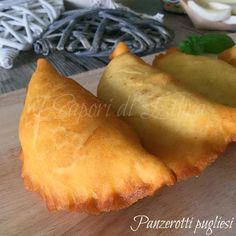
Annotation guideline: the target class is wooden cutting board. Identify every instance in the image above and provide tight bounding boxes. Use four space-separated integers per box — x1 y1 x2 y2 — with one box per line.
0 54 236 236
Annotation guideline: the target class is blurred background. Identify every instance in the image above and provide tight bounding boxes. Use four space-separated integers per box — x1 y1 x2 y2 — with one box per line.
114 0 163 14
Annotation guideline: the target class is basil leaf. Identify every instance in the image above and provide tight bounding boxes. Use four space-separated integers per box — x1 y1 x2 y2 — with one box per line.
201 33 235 54
179 35 204 55
178 33 235 55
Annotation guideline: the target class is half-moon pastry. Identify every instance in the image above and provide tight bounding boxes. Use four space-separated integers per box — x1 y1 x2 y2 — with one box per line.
97 43 236 180
218 45 236 68
153 49 236 107
19 59 175 214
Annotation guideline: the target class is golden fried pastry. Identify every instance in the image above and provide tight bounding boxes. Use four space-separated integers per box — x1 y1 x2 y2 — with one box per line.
218 45 236 68
153 49 236 107
97 43 236 180
19 59 175 214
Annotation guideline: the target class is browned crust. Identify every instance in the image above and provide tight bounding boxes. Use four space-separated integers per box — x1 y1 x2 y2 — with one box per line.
20 153 174 214
173 140 234 181
106 51 236 182
151 48 236 180
152 48 179 66
19 59 176 214
169 105 236 181
218 47 236 68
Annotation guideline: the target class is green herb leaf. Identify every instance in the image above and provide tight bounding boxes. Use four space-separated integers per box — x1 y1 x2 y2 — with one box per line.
201 33 235 54
178 33 235 55
179 35 204 55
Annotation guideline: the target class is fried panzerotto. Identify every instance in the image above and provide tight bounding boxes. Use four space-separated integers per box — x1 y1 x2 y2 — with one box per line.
97 43 236 180
19 59 175 214
153 49 236 107
218 45 236 68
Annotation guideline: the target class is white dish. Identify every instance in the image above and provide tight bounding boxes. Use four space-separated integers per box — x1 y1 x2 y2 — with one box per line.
188 0 231 22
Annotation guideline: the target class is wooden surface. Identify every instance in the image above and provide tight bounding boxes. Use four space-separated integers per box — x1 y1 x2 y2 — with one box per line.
0 54 236 236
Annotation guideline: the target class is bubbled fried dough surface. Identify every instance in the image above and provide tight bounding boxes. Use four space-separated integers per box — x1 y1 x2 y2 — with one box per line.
153 49 236 107
19 59 175 214
98 52 236 180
